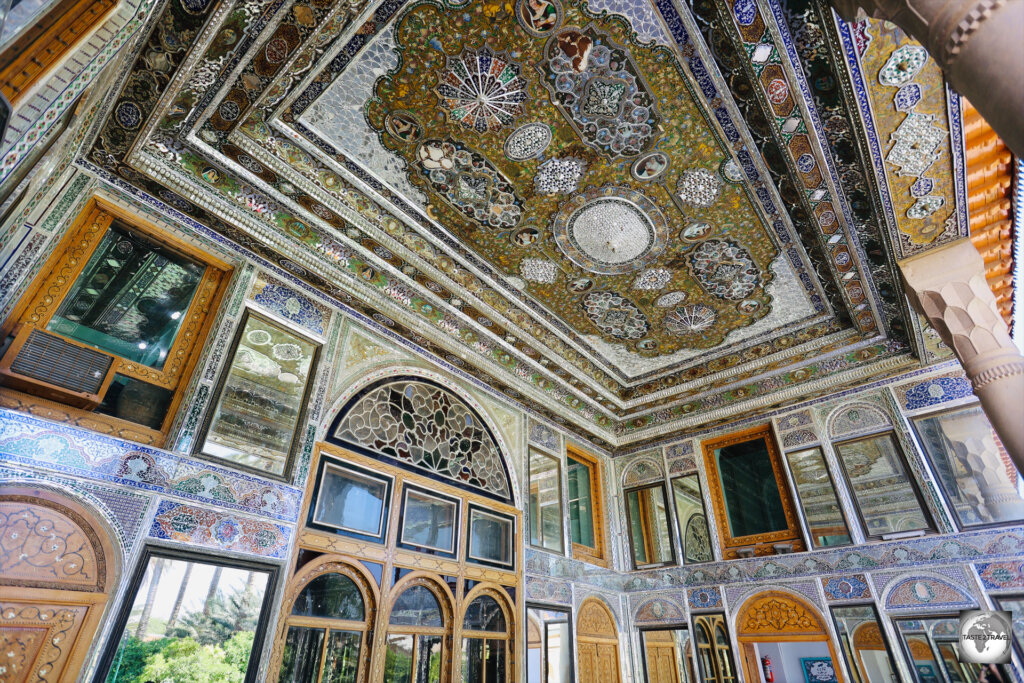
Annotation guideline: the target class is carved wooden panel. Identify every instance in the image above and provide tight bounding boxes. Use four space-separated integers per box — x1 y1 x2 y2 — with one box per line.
0 596 94 681
907 637 933 661
577 598 621 683
644 637 680 683
852 622 886 650
736 591 827 637
577 598 617 639
0 500 102 591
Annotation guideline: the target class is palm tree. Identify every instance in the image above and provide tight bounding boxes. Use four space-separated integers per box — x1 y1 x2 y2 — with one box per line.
135 558 166 639
166 563 193 631
203 566 223 616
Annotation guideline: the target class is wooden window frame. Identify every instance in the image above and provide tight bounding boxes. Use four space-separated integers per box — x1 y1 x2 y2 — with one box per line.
0 197 230 446
306 456 394 544
700 424 805 558
0 0 117 104
92 544 280 683
623 482 676 570
528 446 564 554
669 474 714 565
691 613 737 683
384 575 453 683
565 444 609 568
398 484 461 558
467 504 516 570
833 430 935 539
194 306 321 481
460 586 514 683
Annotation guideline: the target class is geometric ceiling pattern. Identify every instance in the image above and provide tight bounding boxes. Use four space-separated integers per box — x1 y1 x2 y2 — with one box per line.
81 0 968 452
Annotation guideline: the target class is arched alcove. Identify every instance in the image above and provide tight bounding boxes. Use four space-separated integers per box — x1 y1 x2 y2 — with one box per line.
576 597 622 683
0 485 119 681
734 590 845 683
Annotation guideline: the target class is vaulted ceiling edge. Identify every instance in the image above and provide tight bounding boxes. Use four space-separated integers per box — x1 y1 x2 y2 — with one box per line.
77 0 964 451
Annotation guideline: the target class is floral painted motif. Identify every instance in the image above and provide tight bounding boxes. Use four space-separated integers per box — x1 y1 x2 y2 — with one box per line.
821 575 871 601
435 47 528 132
688 239 761 300
150 500 290 558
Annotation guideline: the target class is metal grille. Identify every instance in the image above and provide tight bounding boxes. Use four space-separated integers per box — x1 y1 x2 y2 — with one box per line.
10 329 112 395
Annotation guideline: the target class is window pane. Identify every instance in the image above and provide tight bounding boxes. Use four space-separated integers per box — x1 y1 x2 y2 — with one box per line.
892 618 1001 683
103 555 269 683
462 638 506 683
323 630 362 683
836 434 931 536
291 573 365 621
401 489 457 553
201 313 317 475
390 585 443 627
529 450 563 552
626 485 674 568
786 448 852 548
567 456 595 548
993 596 1024 657
831 605 898 683
312 463 389 538
279 626 325 683
527 608 572 683
913 406 1024 527
464 595 506 632
672 476 712 563
642 629 693 683
49 223 205 369
468 508 513 567
96 374 174 429
385 634 414 683
714 437 788 537
416 635 442 683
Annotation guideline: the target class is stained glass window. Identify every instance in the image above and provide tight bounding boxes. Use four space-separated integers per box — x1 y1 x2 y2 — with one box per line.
912 405 1024 528
48 221 205 369
333 379 511 502
835 433 932 537
200 310 319 476
671 476 712 564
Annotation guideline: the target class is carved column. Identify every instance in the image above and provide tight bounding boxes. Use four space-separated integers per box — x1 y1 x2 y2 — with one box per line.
900 239 1024 472
830 0 1024 158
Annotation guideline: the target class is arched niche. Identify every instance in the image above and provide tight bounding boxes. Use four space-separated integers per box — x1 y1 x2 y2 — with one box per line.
576 597 622 683
0 485 119 681
268 555 379 683
734 590 845 683
326 375 514 504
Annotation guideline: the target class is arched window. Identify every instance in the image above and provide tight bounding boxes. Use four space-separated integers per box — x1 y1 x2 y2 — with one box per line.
461 590 512 683
277 560 375 683
692 614 736 683
384 579 451 683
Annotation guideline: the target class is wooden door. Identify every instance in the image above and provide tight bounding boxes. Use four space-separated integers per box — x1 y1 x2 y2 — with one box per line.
576 599 621 683
645 631 681 683
0 487 116 682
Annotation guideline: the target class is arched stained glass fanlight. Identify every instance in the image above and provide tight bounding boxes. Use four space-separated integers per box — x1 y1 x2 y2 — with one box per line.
330 377 512 502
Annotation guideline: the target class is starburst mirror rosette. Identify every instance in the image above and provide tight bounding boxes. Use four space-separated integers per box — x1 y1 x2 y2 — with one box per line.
434 46 529 133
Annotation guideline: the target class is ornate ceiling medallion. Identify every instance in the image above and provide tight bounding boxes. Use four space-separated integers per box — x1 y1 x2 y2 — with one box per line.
552 185 667 274
416 139 524 229
582 291 650 339
689 239 761 300
535 156 586 194
434 46 529 132
655 291 687 307
676 168 721 207
720 158 744 183
504 122 552 160
665 304 717 334
539 26 660 159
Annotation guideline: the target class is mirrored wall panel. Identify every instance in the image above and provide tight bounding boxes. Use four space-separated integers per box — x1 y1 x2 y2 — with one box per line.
785 447 852 548
913 405 1024 528
100 550 273 683
671 476 713 564
993 595 1024 661
529 448 564 553
624 484 674 569
831 604 899 683
310 459 392 543
641 628 695 683
399 486 459 557
527 607 573 683
200 310 319 476
893 616 1010 683
467 505 514 569
835 434 932 538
